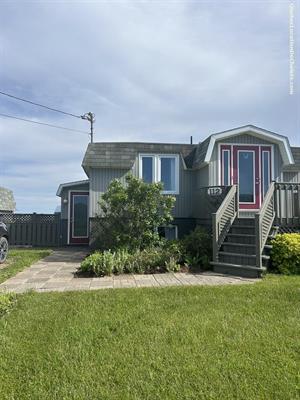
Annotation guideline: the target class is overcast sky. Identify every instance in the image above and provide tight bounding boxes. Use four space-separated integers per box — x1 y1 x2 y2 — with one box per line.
0 0 299 213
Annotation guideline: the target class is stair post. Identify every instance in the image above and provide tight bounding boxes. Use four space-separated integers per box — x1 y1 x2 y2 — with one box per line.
255 214 262 269
212 213 218 262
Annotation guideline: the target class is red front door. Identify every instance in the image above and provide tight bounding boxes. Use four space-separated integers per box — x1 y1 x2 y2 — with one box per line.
69 191 89 244
232 146 260 210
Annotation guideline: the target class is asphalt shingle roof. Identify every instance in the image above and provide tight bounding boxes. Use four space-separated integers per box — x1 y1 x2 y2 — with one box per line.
82 142 198 174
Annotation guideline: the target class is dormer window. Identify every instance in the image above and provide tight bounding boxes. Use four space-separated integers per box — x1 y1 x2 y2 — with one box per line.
139 154 179 194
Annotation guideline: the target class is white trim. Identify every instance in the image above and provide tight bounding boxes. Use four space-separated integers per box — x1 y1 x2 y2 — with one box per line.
67 190 89 245
139 154 155 183
56 179 89 196
139 153 180 195
205 125 294 166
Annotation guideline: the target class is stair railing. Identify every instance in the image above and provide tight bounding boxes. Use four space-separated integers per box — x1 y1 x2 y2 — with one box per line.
255 182 275 268
212 185 239 262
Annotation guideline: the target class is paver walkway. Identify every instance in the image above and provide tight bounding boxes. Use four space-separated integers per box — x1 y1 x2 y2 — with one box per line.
0 248 259 293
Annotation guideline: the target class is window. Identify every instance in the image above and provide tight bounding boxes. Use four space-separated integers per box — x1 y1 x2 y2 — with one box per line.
262 151 270 197
158 225 178 240
139 154 179 194
141 156 154 183
222 149 230 186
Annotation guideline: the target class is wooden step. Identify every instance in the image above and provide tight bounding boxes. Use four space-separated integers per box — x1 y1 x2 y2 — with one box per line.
219 251 269 267
222 242 256 255
233 218 255 226
226 233 256 244
264 244 273 250
230 226 255 235
211 261 265 278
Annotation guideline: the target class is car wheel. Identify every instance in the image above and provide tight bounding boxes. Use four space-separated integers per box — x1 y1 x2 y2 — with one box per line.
0 237 8 264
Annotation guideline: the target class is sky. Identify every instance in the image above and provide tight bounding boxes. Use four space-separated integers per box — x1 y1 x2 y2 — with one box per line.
0 0 299 213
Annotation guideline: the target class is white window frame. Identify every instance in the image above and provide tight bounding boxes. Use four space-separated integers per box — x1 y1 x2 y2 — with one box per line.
139 154 179 195
237 149 256 205
140 154 155 184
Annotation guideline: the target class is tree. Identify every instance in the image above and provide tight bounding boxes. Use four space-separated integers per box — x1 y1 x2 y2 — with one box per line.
92 175 175 251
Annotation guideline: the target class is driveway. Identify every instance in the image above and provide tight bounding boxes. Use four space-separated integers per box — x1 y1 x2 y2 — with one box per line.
0 248 258 293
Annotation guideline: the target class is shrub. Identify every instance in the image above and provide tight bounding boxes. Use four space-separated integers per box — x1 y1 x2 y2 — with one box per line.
80 251 115 276
79 244 182 276
0 293 17 317
181 227 212 270
92 175 175 251
271 233 300 275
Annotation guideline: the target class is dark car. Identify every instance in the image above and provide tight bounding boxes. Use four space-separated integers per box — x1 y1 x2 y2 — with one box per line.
0 222 9 263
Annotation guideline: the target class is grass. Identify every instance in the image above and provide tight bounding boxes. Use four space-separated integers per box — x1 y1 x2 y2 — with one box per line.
0 275 299 400
0 248 51 284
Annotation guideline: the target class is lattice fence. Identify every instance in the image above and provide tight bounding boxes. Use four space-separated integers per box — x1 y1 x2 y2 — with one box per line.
0 213 61 247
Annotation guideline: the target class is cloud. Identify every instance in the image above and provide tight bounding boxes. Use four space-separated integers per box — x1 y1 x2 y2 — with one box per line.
0 0 298 212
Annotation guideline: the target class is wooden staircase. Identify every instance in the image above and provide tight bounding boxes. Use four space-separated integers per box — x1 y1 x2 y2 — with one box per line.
211 217 277 278
210 182 277 278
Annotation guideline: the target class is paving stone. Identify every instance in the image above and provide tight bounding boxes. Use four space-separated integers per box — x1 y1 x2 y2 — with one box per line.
0 249 258 293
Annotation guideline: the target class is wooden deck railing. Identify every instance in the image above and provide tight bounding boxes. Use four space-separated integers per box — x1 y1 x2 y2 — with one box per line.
255 182 275 268
274 183 300 227
212 185 239 262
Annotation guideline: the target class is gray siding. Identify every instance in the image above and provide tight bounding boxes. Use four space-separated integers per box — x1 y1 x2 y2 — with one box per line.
90 168 129 217
89 154 195 218
195 166 209 188
60 183 89 219
283 171 300 183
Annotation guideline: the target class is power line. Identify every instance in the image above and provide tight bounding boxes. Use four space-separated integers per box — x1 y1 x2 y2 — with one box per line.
0 90 82 119
0 113 90 135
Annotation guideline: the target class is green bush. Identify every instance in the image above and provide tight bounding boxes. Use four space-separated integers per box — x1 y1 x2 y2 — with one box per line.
93 175 175 251
181 227 212 270
271 233 300 275
0 293 17 317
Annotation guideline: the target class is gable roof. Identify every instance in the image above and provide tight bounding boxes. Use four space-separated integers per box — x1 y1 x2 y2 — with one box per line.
56 179 89 196
0 187 16 212
202 125 294 166
82 142 197 175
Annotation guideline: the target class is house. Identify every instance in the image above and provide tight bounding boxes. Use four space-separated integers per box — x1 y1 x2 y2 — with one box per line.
57 125 300 277
0 187 16 213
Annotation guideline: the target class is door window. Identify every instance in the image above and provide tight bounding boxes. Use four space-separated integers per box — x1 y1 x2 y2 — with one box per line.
73 195 88 237
238 151 254 203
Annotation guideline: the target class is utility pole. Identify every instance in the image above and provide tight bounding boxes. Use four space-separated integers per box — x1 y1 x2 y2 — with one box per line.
81 112 95 143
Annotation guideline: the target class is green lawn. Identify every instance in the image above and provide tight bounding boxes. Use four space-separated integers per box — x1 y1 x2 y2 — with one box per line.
0 248 51 284
0 276 299 400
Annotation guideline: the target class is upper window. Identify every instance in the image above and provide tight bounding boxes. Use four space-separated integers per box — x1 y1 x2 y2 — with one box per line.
141 156 154 183
139 154 179 194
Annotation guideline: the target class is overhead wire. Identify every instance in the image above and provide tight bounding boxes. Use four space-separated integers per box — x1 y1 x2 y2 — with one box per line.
0 90 82 119
0 112 89 135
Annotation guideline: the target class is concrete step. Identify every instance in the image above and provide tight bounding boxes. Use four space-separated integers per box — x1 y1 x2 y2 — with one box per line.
211 261 265 278
222 242 256 255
